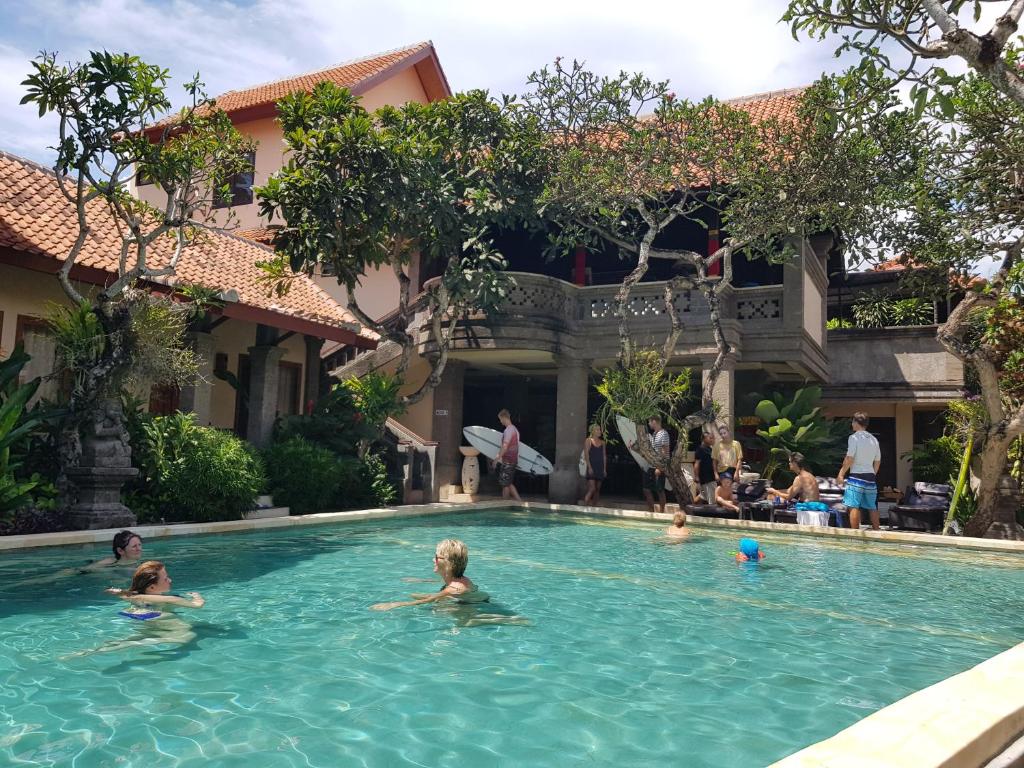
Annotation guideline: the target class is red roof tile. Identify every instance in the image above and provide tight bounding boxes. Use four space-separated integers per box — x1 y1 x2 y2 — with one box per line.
723 87 807 124
152 42 441 129
0 150 370 344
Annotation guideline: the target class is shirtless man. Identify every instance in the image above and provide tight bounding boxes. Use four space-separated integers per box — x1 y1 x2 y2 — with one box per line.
766 453 820 503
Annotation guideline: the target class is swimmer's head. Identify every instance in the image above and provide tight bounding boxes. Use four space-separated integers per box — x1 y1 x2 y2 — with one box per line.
738 538 761 560
673 512 686 527
435 539 469 577
128 561 169 595
112 530 142 560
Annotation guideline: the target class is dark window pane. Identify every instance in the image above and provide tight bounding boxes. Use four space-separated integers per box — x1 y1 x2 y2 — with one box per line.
213 151 256 209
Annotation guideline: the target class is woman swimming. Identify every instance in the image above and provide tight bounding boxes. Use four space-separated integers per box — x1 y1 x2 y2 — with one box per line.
80 530 144 572
65 562 204 658
372 539 489 611
106 560 205 618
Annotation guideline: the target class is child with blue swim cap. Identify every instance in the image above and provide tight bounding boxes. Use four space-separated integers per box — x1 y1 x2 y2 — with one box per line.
735 538 766 563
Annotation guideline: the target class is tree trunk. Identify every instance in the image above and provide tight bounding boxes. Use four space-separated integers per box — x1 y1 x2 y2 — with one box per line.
965 432 1015 537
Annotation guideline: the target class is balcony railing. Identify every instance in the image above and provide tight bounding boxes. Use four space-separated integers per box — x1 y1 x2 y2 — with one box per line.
493 272 784 330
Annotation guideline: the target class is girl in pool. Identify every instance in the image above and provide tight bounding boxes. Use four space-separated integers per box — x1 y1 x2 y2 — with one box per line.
106 560 205 617
67 562 204 657
373 539 489 611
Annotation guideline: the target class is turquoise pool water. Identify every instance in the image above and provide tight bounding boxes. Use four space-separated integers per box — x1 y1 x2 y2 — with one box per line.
2 510 1024 767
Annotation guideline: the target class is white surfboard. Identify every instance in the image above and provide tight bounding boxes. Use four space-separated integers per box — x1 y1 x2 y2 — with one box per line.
615 415 675 491
463 426 554 476
579 451 587 477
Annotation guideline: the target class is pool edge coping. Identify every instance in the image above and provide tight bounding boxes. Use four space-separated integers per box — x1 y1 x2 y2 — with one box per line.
767 641 1024 768
3 499 1024 554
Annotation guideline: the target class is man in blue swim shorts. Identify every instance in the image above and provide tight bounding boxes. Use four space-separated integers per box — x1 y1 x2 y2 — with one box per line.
836 412 882 530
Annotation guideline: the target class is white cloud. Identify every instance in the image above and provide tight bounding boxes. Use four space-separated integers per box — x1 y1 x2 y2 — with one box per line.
0 0 853 164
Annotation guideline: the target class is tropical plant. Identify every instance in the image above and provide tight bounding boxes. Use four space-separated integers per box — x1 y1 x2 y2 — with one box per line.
902 435 961 484
274 384 375 458
826 317 854 330
263 437 342 515
851 294 933 328
125 410 264 523
257 86 533 408
342 372 406 455
21 50 254 516
752 386 848 480
783 2 1024 536
0 349 50 517
359 452 398 508
593 350 696 497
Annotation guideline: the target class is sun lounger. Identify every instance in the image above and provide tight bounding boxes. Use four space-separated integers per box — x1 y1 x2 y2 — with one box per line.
889 483 951 532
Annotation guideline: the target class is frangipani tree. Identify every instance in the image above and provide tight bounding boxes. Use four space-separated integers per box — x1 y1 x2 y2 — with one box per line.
785 1 1024 537
257 86 541 409
21 51 254 517
513 60 909 501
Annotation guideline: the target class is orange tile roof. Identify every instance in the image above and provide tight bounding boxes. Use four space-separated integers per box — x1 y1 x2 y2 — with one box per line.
235 226 280 246
0 150 370 344
152 42 438 129
723 87 807 123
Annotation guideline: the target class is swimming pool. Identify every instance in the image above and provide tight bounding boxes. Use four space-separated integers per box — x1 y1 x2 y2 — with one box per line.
1 509 1023 767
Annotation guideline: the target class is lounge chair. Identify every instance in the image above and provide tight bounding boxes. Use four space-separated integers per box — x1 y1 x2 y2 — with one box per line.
889 483 952 532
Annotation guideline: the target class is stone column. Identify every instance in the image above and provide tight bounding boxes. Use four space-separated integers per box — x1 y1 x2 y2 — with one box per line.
303 335 325 414
179 332 215 425
702 358 736 430
782 235 806 334
431 359 466 501
894 403 914 492
246 344 285 447
549 357 590 503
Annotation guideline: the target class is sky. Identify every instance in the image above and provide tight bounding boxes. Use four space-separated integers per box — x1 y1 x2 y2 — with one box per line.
0 0 850 164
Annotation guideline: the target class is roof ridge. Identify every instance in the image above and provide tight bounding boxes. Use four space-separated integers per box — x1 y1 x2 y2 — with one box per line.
212 41 432 101
0 148 60 179
723 86 809 105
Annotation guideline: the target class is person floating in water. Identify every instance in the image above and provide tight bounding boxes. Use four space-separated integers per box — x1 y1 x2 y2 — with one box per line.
372 539 489 611
67 561 204 658
372 540 528 627
735 538 766 563
662 512 692 541
106 560 205 618
81 530 145 572
17 530 145 586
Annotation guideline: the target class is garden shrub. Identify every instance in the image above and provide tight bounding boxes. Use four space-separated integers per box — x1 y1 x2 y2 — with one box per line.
902 435 961 485
333 452 398 510
126 411 264 523
264 437 341 515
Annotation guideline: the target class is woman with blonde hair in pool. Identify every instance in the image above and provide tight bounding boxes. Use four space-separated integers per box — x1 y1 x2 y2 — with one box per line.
373 539 488 611
372 540 528 626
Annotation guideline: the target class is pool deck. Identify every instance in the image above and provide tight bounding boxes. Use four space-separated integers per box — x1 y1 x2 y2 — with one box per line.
2 498 1024 767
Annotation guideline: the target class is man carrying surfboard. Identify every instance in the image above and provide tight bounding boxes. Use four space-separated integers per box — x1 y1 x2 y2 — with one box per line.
496 409 522 502
642 416 671 514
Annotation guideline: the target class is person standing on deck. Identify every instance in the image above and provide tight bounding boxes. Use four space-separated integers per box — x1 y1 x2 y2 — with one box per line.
496 409 522 502
642 416 671 514
582 424 607 506
694 431 719 504
836 412 882 530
